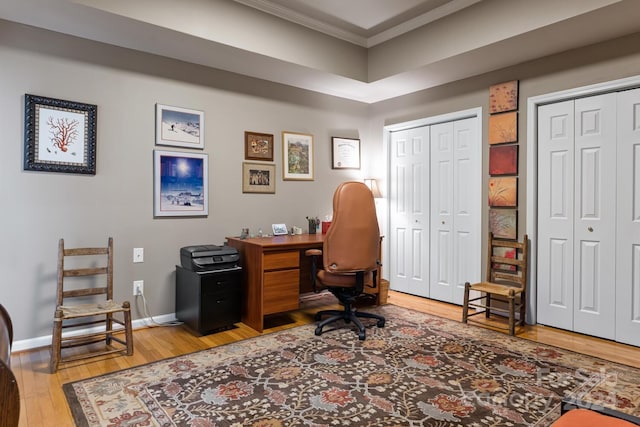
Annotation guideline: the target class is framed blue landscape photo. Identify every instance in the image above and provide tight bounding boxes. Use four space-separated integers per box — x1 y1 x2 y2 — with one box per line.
153 150 208 217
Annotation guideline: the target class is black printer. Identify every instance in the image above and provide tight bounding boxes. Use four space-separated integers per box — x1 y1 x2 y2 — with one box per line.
180 244 240 272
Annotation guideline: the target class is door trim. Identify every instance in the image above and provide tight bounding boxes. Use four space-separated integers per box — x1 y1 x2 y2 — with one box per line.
383 107 482 299
526 74 640 325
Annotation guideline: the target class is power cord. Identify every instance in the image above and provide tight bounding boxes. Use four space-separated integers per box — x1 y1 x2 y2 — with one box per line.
137 293 183 327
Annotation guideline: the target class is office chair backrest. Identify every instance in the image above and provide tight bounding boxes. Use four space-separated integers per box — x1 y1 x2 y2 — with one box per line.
323 181 380 273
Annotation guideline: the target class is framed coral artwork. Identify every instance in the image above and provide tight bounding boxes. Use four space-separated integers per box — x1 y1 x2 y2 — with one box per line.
23 94 97 174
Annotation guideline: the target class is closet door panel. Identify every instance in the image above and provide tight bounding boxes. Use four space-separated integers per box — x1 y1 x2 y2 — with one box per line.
572 94 616 340
616 88 640 346
389 128 430 297
537 100 575 330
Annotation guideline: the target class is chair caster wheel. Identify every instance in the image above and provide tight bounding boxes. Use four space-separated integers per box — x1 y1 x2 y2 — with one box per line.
358 332 366 340
377 319 385 328
315 327 323 336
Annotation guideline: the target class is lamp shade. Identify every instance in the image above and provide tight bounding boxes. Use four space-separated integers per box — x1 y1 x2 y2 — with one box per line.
364 178 382 198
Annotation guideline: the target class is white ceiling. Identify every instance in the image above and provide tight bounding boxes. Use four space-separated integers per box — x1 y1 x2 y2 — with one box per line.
233 0 480 46
1 0 640 103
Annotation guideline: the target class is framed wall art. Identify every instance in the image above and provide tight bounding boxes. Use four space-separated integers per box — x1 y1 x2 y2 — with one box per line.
242 162 275 194
489 209 517 240
155 104 204 149
282 131 314 180
244 131 274 161
489 145 518 175
23 94 97 174
489 111 518 144
489 80 519 114
331 137 360 169
488 177 518 207
153 150 208 217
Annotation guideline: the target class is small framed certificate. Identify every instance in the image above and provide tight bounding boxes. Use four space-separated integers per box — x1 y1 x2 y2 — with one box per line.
331 137 360 169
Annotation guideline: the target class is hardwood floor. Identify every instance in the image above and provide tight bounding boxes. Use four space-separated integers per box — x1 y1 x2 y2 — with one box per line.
11 290 640 426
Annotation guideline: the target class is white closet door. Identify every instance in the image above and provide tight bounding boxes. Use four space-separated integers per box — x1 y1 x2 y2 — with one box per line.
389 127 430 297
429 118 479 304
572 94 616 339
537 94 617 339
537 100 575 330
616 88 640 347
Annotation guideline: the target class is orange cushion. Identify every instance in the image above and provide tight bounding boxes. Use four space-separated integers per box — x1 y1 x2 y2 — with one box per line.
552 409 636 426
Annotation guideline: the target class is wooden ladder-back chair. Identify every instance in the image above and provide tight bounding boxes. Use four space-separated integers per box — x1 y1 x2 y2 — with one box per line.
50 237 133 373
0 304 19 427
462 232 529 335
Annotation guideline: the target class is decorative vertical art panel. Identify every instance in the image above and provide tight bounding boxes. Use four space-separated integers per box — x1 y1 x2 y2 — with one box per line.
488 177 517 207
489 80 519 114
489 145 518 175
489 209 517 240
489 111 518 144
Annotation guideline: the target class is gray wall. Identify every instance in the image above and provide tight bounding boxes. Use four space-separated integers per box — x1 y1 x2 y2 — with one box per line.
0 20 371 343
3 17 640 346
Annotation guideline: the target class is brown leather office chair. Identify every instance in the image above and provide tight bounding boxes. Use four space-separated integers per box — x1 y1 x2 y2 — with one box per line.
50 237 133 372
462 232 529 335
306 181 385 340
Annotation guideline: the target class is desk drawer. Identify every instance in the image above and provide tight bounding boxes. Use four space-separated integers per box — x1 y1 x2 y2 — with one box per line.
263 270 299 315
263 251 299 270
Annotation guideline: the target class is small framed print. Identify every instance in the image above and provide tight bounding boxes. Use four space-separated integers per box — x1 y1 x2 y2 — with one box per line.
154 150 208 217
331 137 360 169
282 131 314 181
242 162 275 194
489 111 518 144
155 104 204 149
245 131 274 161
24 94 97 175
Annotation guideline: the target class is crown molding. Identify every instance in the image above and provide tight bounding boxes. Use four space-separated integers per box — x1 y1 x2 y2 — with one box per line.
234 0 481 48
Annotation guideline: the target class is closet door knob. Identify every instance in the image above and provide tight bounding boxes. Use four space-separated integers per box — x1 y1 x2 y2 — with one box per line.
588 226 594 232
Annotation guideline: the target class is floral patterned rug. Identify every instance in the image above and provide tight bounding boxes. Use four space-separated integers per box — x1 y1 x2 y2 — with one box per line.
63 304 640 426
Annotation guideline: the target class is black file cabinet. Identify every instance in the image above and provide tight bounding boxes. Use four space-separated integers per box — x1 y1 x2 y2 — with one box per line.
176 266 242 335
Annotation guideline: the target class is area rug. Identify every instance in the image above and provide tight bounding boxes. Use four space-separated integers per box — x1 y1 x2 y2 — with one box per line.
64 304 640 426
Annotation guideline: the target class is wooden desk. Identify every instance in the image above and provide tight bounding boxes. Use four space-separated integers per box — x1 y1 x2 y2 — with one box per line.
226 234 386 333
226 234 324 332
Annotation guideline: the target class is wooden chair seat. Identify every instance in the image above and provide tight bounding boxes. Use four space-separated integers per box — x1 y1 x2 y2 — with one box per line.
59 300 124 317
50 238 133 373
462 232 529 336
466 282 523 297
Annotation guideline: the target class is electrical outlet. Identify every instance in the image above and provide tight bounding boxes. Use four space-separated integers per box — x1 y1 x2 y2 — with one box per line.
133 247 144 263
133 280 144 296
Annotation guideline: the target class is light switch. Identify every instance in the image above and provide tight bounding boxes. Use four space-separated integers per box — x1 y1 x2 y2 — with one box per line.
133 247 144 263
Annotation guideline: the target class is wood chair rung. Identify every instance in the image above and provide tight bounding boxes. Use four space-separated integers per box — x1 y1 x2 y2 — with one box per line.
63 267 108 277
59 346 129 364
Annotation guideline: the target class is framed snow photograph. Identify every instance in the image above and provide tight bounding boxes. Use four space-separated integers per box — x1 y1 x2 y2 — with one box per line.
23 94 97 174
154 150 208 217
155 104 204 149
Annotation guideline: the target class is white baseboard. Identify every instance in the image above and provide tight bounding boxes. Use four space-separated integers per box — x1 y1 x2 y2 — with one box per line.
12 313 178 353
